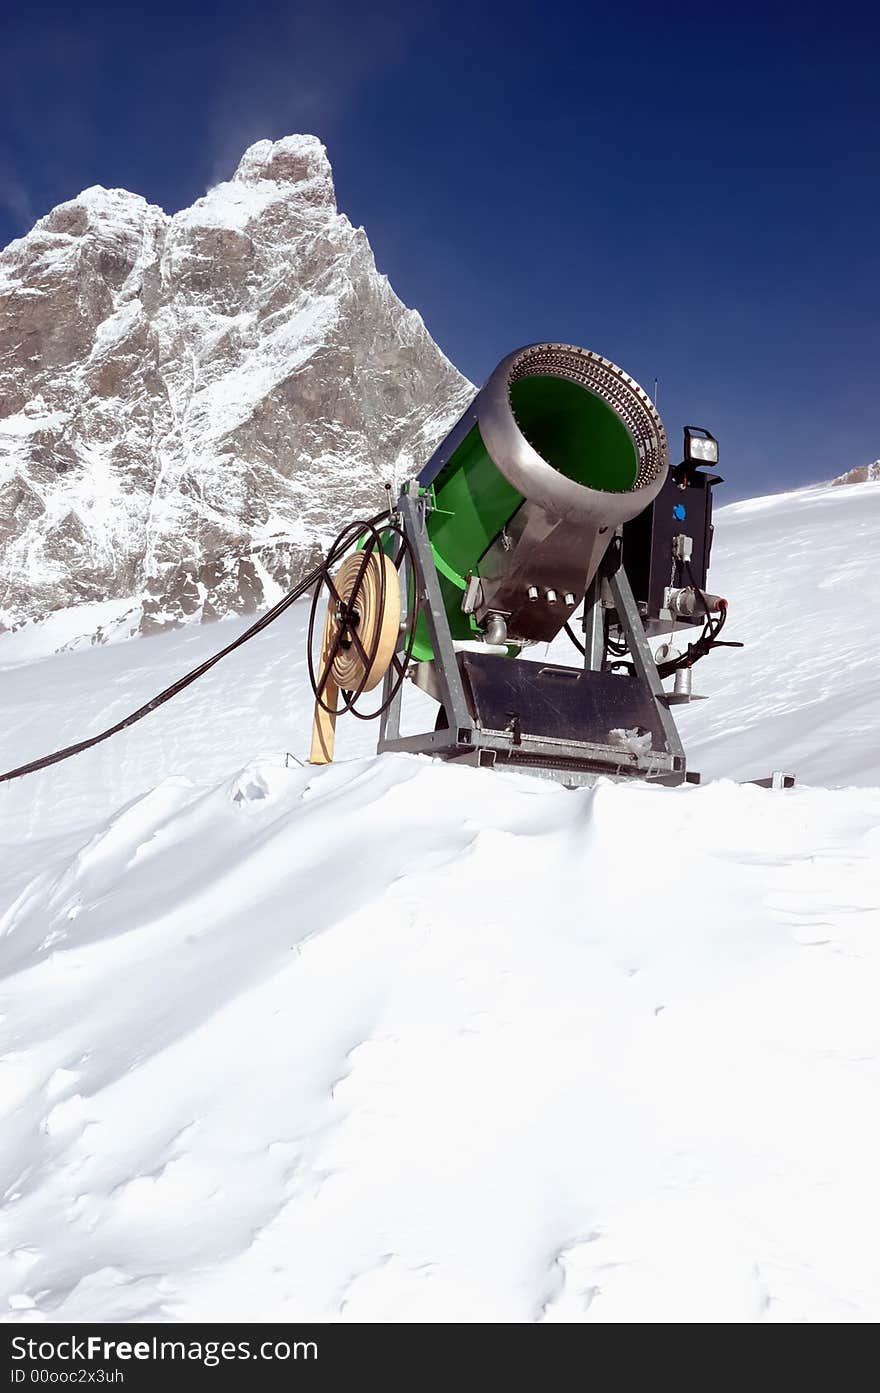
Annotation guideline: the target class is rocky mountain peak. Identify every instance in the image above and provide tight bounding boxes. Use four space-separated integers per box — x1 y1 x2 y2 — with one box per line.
0 137 473 637
232 135 335 203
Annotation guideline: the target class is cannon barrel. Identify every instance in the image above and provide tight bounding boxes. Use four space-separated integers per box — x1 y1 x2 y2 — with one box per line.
412 342 669 660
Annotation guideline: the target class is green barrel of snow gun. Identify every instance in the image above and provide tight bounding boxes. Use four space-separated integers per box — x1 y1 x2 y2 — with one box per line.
410 342 670 661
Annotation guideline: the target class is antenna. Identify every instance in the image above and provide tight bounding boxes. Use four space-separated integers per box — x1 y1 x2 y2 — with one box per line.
653 376 659 407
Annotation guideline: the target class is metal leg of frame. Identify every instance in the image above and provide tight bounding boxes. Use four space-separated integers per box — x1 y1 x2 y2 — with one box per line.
377 545 407 747
607 565 686 767
581 573 605 672
377 486 472 756
377 654 402 746
396 488 472 735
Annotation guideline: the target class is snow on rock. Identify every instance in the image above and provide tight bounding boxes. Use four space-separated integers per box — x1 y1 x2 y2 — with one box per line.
0 136 473 636
832 459 880 485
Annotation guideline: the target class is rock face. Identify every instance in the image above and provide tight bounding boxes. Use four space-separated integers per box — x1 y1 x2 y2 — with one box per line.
832 461 880 486
0 136 473 633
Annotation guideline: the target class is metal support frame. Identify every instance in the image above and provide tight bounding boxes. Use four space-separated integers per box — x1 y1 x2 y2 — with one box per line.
605 565 687 771
378 485 473 750
580 572 605 673
377 486 688 786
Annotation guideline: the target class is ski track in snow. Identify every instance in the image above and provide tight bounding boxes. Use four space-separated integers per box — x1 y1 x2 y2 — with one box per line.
0 480 879 1323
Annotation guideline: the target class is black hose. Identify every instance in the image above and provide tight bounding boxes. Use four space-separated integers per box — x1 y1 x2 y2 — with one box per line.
653 560 742 680
0 509 399 786
563 562 741 678
563 621 586 656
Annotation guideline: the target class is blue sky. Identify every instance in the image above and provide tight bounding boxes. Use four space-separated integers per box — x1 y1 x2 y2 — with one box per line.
2 0 878 499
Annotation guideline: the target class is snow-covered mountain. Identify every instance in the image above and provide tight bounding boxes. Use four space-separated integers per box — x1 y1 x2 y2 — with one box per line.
0 136 472 635
1 479 880 1323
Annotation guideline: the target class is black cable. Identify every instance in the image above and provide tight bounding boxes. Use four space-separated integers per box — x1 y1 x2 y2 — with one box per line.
563 620 586 656
565 564 740 679
0 510 396 786
652 560 742 680
569 559 742 681
684 557 720 635
564 615 627 661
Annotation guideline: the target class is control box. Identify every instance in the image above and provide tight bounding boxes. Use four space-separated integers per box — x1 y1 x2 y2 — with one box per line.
621 457 722 632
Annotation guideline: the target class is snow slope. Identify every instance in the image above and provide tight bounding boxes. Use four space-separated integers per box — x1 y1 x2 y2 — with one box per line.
659 478 880 786
1 481 879 1323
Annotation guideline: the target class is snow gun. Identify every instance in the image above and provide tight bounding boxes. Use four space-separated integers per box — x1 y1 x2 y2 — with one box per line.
309 341 746 787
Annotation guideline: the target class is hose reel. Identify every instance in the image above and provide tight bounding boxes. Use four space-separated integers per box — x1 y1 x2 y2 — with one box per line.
307 523 417 764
